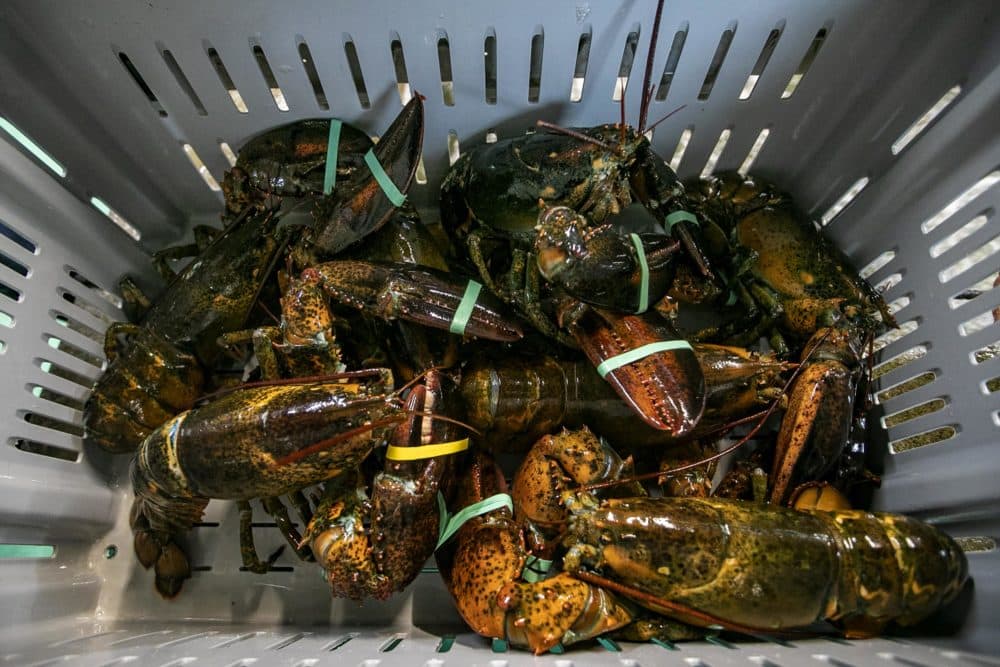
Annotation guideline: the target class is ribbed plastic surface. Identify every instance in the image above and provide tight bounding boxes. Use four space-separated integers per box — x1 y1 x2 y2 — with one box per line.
0 1 997 664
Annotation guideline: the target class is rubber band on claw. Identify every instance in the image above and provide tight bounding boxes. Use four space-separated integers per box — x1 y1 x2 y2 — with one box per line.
596 340 694 378
386 438 469 461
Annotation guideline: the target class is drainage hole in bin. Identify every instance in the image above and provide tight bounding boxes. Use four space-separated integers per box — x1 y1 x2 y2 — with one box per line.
739 23 784 100
859 250 897 280
939 234 1000 285
344 36 370 109
298 39 328 111
700 128 731 179
437 32 454 106
11 437 79 463
921 171 1000 235
954 536 998 553
160 48 207 116
324 634 356 651
0 543 55 559
220 141 238 167
0 279 21 303
89 196 142 241
0 116 67 178
892 85 962 155
0 249 29 277
959 307 997 336
206 46 248 113
528 28 544 103
570 26 592 103
390 35 412 106
485 29 498 105
251 43 289 112
52 310 102 343
882 397 947 429
655 23 687 102
117 52 167 117
781 25 830 100
950 271 998 310
891 425 957 454
64 270 123 312
669 127 693 172
436 635 455 653
380 634 405 652
0 218 38 253
104 544 117 559
224 660 257 667
811 656 855 667
749 658 783 667
876 369 935 404
698 22 737 101
972 339 999 366
820 177 869 226
268 632 306 650
44 333 103 369
878 654 931 667
984 375 999 395
22 411 84 437
182 143 222 192
37 357 94 388
612 26 639 102
737 128 770 177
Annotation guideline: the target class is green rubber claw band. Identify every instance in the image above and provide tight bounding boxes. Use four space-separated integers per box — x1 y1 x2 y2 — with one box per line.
630 233 650 314
436 493 513 549
364 148 407 207
596 340 694 378
664 210 698 232
323 119 342 195
716 267 739 306
521 555 553 583
449 280 482 335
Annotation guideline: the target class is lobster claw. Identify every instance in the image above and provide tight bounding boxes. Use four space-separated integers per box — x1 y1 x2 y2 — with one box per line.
310 95 425 254
559 302 706 434
303 259 524 342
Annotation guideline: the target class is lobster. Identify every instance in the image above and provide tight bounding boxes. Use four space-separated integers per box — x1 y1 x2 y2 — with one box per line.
438 0 713 437
436 427 968 653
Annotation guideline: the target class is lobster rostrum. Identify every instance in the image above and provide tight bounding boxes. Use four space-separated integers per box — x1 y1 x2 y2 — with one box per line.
686 173 897 504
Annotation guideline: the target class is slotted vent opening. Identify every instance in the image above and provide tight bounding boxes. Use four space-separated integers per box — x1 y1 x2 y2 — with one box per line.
1 279 22 303
484 29 498 105
859 250 897 279
698 22 737 101
29 383 85 411
877 369 936 405
892 84 962 155
220 141 238 167
11 437 79 463
570 26 592 102
738 128 770 176
670 127 693 172
921 170 999 234
528 28 544 103
959 306 997 336
38 356 98 389
613 27 640 101
0 218 38 254
90 195 142 240
873 318 919 352
390 35 412 105
655 23 688 101
821 177 869 226
43 333 103 369
873 344 928 380
882 398 948 429
118 51 167 117
700 128 731 178
891 425 957 453
939 233 1000 284
207 46 248 113
782 25 830 99
298 40 328 110
160 47 207 115
972 338 999 366
0 249 29 278
60 289 115 327
21 411 84 438
0 116 67 178
182 143 222 192
447 130 460 165
437 32 454 106
740 23 784 100
251 43 289 111
343 37 370 109
931 213 989 259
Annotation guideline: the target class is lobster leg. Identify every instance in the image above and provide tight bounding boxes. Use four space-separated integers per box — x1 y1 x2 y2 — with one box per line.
262 496 314 562
302 259 523 342
238 500 285 574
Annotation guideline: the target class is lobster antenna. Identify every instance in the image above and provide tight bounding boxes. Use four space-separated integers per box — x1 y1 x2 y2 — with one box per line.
645 104 688 134
637 0 666 133
536 120 614 150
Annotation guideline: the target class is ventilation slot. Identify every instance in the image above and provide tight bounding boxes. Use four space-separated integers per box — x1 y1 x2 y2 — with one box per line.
0 309 10 354
268 633 306 650
484 29 498 105
11 437 78 463
700 128 731 178
820 176 869 226
437 33 455 106
182 143 222 192
447 130 460 165
872 318 919 352
44 334 103 369
882 398 947 429
161 49 206 115
613 27 640 101
0 249 28 278
485 130 498 144
298 40 328 110
60 290 115 327
859 249 896 280
670 127 693 172
29 384 85 411
118 52 167 117
251 44 289 111
0 218 37 254
38 357 94 389
220 142 238 167
972 339 999 365
891 425 957 453
528 29 544 103
922 171 1000 234
938 233 1000 284
892 85 962 155
656 24 688 101
955 536 997 553
883 294 912 317
0 116 67 177
414 156 427 185
877 370 936 404
324 635 356 651
740 23 783 100
873 271 903 295
698 22 737 101
390 36 412 105
379 635 405 652
782 26 829 99
738 128 770 176
207 47 248 113
569 27 592 103
1 279 21 302
986 376 1000 395
0 543 56 558
931 213 989 259
90 196 141 241
960 307 997 336
343 37 370 109
22 411 84 438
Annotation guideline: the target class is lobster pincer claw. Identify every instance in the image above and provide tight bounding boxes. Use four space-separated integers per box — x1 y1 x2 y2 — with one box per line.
559 302 706 434
302 259 524 342
308 95 424 256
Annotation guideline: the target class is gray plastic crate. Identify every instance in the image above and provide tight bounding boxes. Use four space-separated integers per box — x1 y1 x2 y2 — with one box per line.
0 1 997 665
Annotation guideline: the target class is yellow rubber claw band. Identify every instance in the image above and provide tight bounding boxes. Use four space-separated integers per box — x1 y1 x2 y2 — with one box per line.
629 233 650 314
386 438 470 461
596 340 694 378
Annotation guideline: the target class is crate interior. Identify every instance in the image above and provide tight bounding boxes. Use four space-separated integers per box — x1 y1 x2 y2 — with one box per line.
0 1 998 664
